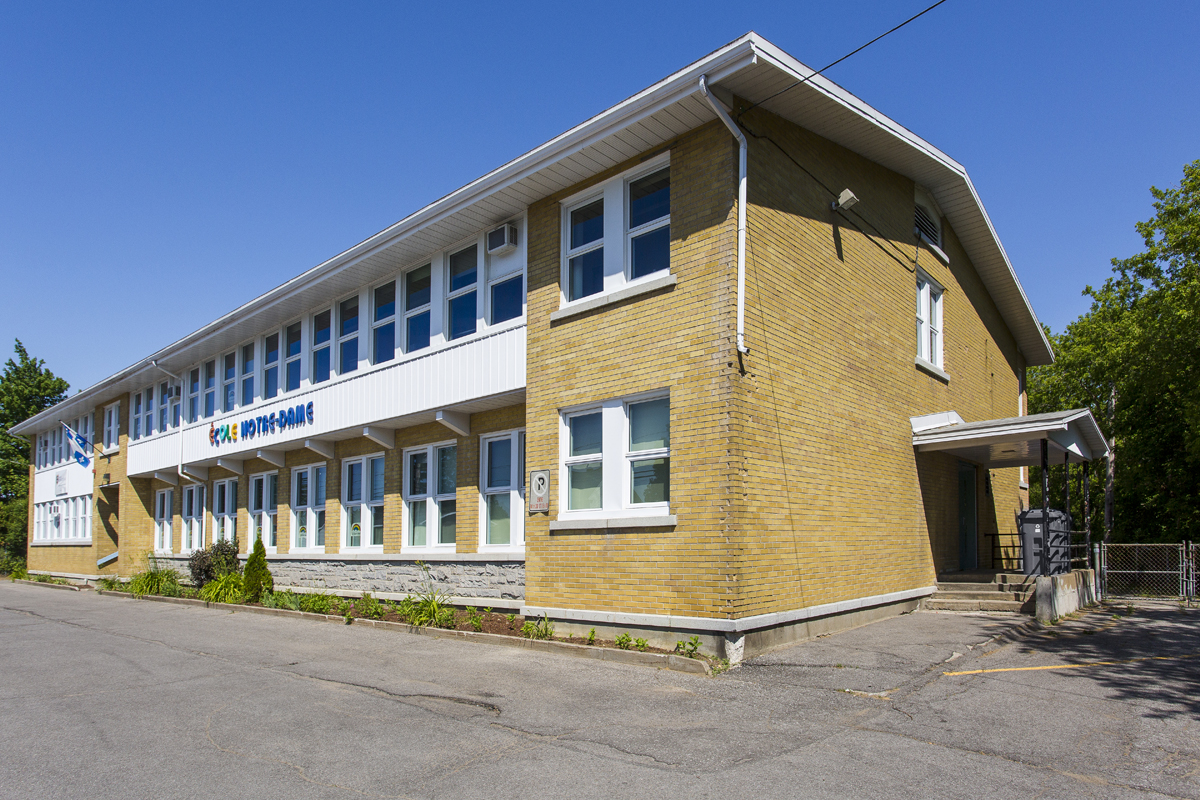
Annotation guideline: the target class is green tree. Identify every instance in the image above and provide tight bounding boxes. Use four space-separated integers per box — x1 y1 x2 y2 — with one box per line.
1031 160 1200 542
242 537 273 601
0 340 70 564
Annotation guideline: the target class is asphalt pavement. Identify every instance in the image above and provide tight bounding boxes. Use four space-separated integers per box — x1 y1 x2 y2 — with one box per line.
1 582 1197 799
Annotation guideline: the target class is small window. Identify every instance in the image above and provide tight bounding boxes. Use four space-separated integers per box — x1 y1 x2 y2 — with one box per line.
312 311 331 384
490 275 523 325
103 402 120 450
132 391 142 441
203 360 217 418
263 333 280 399
154 488 173 553
338 298 359 374
404 264 432 353
481 430 524 547
213 478 238 543
241 343 256 406
158 381 171 432
142 386 155 437
373 281 396 365
187 368 200 423
447 245 478 340
183 484 205 553
627 167 670 280
916 272 944 369
566 198 604 301
285 323 302 391
222 352 236 413
250 473 278 551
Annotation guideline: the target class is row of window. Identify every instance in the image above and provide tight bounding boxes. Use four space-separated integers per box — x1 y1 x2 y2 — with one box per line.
32 497 92 542
34 414 91 470
150 429 526 554
126 233 525 442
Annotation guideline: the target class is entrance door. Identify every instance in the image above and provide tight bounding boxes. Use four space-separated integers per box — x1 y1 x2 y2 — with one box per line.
958 462 978 570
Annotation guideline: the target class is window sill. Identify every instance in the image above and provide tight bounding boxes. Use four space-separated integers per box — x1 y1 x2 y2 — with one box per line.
918 232 950 265
914 357 950 383
1019 481 1030 490
264 551 526 562
31 540 92 547
550 274 676 323
549 515 677 532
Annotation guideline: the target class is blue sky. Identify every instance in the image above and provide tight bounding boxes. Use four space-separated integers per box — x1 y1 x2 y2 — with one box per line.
2 1 1197 392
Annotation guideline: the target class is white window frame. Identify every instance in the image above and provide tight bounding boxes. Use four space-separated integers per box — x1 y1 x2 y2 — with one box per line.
445 242 479 342
203 359 217 419
559 155 670 308
336 296 360 376
103 401 120 452
213 477 238 544
240 342 256 407
249 471 279 553
916 269 944 371
341 453 385 553
157 380 172 433
402 262 433 354
402 441 457 551
558 391 671 521
182 484 206 554
131 391 143 441
154 488 173 554
479 429 525 550
187 366 201 424
221 351 237 413
371 279 397 365
262 330 282 400
284 320 303 393
291 463 327 553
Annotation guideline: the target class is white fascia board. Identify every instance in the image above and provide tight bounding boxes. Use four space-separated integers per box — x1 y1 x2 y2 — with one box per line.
10 37 761 438
914 418 1068 447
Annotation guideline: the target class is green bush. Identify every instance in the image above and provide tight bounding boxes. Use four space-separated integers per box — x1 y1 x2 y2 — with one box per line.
406 561 454 627
615 632 632 650
262 590 301 610
298 591 336 614
188 538 241 587
634 638 649 652
0 554 26 577
465 606 483 632
128 558 182 598
242 538 273 602
9 563 29 581
674 635 701 659
354 592 384 620
199 572 245 604
97 575 124 591
521 614 555 640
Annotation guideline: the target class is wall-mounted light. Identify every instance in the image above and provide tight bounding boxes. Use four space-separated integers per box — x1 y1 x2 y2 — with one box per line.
831 188 859 211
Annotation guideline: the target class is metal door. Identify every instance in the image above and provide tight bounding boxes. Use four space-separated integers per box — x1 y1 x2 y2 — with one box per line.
958 462 978 570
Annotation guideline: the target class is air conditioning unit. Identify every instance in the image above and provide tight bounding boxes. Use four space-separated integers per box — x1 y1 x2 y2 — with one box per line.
486 222 518 256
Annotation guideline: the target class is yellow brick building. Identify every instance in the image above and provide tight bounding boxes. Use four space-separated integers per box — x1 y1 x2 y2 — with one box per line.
13 34 1060 660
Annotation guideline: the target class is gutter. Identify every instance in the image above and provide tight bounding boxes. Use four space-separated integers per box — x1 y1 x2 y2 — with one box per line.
699 75 750 355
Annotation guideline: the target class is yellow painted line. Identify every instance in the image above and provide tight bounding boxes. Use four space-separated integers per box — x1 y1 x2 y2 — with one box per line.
944 652 1200 676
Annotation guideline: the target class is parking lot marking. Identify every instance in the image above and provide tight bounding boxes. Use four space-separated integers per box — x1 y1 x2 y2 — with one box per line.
944 651 1200 676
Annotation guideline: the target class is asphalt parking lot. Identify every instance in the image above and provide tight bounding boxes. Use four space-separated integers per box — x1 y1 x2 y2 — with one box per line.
1 582 1197 799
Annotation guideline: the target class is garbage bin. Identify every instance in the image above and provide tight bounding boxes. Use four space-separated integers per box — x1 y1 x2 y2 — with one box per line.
1018 508 1072 576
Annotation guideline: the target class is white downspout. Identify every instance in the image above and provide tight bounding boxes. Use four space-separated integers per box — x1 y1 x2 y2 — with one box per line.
150 360 189 483
699 74 750 355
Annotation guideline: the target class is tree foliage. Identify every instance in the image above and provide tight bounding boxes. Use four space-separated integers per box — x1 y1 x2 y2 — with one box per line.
0 340 69 562
1030 160 1200 542
242 537 273 601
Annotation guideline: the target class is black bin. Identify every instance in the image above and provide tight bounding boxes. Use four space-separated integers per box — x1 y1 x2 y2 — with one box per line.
1018 508 1072 576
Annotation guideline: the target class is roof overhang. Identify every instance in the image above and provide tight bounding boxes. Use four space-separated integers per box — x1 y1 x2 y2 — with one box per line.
911 409 1110 468
12 32 1052 436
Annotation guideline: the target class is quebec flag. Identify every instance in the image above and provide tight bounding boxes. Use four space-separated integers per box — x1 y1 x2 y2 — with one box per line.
61 422 91 469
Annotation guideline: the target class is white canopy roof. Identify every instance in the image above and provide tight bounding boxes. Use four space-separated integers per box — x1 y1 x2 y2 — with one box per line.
911 409 1110 467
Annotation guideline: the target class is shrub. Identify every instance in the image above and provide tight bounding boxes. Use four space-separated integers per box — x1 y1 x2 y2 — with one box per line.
615 632 633 650
128 557 182 598
262 590 301 610
188 538 241 587
354 592 384 620
242 538 273 602
0 554 26 577
674 635 701 659
200 572 245 604
390 597 417 623
586 628 596 646
407 561 454 627
298 592 336 615
521 614 555 640
97 576 124 591
465 606 483 632
634 638 649 652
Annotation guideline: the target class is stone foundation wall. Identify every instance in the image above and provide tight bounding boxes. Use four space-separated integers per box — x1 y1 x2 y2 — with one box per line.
155 556 524 601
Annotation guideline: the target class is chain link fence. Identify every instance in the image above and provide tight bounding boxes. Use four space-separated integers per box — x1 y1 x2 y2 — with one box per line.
1100 543 1195 604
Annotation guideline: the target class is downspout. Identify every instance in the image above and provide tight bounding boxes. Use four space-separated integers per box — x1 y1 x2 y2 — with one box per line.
150 360 188 483
699 74 750 355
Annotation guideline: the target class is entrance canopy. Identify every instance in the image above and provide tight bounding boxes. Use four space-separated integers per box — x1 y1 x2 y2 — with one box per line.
911 409 1110 468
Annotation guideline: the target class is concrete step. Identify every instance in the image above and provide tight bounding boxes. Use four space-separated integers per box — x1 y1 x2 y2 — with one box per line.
924 597 1033 613
937 571 1033 586
934 590 1031 602
936 582 1032 594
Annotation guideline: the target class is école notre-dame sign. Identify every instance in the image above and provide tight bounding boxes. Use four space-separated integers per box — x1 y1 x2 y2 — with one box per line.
210 401 314 447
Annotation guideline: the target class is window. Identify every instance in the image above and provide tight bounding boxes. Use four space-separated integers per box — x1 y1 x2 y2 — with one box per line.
481 430 524 547
447 245 477 340
916 271 944 370
338 298 359 375
158 381 171 432
103 402 120 450
132 391 142 441
222 352 236 413
187 367 200 423
213 478 238 543
142 386 155 437
404 264 431 353
263 332 280 399
342 455 384 550
33 497 91 543
292 463 326 551
154 489 173 553
373 281 396 365
203 360 216 418
562 160 670 303
559 394 670 518
250 472 278 551
241 343 255 406
915 203 941 247
404 443 456 548
311 311 331 384
183 484 205 553
285 322 302 391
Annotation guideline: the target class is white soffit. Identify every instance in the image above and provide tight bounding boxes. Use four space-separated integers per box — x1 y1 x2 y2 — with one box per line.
912 409 1110 468
14 32 1051 434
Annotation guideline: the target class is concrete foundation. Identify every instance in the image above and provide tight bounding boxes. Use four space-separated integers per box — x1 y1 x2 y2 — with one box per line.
1035 569 1097 623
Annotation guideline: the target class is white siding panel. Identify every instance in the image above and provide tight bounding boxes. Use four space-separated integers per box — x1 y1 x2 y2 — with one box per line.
32 462 93 504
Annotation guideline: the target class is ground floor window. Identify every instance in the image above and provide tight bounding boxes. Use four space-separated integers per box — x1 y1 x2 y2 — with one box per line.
343 454 385 550
560 393 670 518
182 484 205 552
213 478 238 544
154 489 173 553
33 497 91 543
250 472 278 551
291 463 327 551
403 442 456 548
481 430 524 547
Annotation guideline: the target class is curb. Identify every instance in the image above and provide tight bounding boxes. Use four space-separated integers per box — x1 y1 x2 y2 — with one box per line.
93 590 712 676
13 579 83 592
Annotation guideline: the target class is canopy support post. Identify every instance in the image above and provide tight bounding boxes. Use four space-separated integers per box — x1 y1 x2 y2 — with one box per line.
1041 439 1050 577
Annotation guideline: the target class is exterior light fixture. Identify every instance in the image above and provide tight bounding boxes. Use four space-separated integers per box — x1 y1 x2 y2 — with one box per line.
831 188 859 211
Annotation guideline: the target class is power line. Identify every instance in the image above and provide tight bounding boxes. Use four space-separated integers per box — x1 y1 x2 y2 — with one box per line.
737 0 950 120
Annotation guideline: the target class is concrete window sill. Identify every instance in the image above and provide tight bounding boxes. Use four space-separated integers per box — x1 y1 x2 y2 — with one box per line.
915 356 950 383
550 274 676 323
549 515 677 532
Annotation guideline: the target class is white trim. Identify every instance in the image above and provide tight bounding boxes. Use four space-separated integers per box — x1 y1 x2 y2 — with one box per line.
290 462 328 553
341 452 386 553
548 515 676 531
479 429 525 550
914 356 950 382
549 274 677 323
265 551 525 562
522 586 936 634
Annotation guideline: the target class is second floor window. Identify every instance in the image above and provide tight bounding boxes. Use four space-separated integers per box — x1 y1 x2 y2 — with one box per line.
405 264 431 352
338 298 359 374
222 352 236 413
312 311 331 384
241 343 255 406
203 360 216 418
285 322 302 391
447 245 477 340
373 281 396 364
916 272 944 370
264 332 280 399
